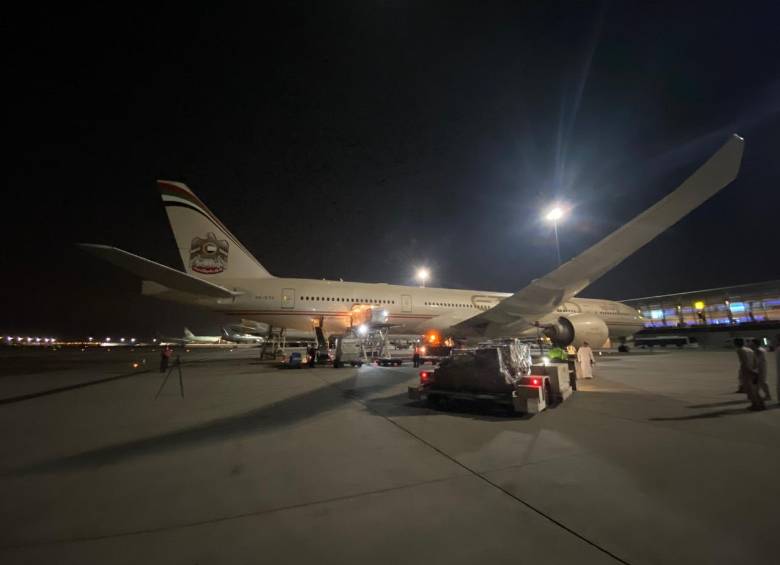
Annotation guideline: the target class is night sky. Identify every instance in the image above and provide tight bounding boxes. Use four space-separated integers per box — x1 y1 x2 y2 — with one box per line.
5 2 780 338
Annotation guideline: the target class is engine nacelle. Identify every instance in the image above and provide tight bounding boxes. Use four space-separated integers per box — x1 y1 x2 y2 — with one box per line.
542 313 609 348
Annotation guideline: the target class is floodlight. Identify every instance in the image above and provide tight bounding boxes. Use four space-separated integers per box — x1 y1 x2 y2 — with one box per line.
545 207 564 221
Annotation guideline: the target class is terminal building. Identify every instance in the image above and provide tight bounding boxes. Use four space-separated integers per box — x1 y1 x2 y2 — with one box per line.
622 280 780 347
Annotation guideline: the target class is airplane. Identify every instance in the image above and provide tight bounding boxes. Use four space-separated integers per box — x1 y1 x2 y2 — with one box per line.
183 327 222 344
221 326 265 344
161 327 222 345
81 134 744 349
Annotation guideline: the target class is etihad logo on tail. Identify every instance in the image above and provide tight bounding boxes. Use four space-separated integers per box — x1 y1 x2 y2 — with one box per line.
190 232 228 274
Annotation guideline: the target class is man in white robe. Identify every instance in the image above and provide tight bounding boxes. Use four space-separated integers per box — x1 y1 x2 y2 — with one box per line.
751 339 770 401
775 335 780 404
735 338 763 410
576 342 595 379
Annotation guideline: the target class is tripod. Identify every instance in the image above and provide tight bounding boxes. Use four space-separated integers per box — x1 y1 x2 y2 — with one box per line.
155 354 184 398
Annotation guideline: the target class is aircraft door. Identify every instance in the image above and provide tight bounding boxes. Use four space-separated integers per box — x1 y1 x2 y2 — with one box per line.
401 294 412 312
281 288 295 309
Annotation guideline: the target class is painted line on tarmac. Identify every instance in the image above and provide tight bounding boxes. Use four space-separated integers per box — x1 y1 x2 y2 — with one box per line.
0 475 463 550
0 370 150 406
314 371 634 565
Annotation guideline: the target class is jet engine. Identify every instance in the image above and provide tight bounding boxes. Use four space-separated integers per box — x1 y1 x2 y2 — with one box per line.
540 313 609 348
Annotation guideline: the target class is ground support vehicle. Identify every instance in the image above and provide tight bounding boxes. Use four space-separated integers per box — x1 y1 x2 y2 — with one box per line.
280 351 305 369
333 336 364 368
375 350 412 366
407 340 552 414
419 345 452 365
409 371 550 414
530 363 573 402
634 335 696 348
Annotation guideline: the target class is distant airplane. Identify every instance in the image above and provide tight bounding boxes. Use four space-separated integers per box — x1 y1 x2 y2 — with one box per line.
167 327 222 344
82 135 744 348
221 326 264 344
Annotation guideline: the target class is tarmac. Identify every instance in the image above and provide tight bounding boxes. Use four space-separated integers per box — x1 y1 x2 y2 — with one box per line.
0 347 777 564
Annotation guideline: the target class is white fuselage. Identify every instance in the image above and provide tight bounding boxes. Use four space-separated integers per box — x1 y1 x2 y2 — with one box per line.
148 277 645 341
184 334 222 344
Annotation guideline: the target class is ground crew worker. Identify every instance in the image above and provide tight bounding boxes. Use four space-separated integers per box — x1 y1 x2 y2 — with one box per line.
751 339 770 401
734 338 763 411
548 345 567 362
412 348 421 368
160 346 172 373
576 342 595 379
307 345 317 368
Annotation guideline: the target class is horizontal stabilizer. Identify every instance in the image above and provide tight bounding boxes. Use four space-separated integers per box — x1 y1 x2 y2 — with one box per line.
79 244 240 299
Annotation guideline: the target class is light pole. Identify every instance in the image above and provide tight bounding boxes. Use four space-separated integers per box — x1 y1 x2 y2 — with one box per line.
416 267 430 288
545 206 565 266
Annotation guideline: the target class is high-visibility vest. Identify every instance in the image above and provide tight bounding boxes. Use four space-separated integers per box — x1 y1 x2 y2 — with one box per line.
549 347 566 361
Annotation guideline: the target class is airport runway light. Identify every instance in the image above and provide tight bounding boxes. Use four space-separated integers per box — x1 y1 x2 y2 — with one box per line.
416 267 430 287
88 337 93 342
544 205 566 266
106 337 111 342
130 338 136 343
120 337 126 343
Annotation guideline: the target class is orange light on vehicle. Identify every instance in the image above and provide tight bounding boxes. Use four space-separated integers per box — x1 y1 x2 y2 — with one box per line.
425 330 441 345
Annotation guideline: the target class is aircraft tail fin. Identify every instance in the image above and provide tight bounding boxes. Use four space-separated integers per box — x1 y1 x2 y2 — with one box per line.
184 328 195 339
158 180 274 280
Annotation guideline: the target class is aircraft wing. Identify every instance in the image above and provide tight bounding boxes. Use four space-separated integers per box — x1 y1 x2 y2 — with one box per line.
79 244 241 299
453 134 744 336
